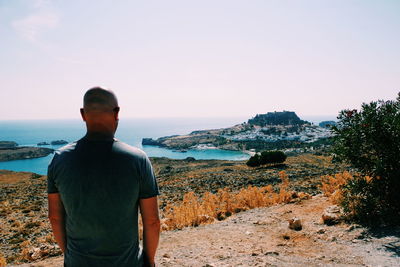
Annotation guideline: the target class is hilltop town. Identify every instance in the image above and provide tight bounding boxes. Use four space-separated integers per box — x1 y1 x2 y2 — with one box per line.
142 111 335 153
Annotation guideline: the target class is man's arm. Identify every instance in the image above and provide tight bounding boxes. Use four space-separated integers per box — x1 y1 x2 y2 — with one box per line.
48 193 67 253
139 196 160 267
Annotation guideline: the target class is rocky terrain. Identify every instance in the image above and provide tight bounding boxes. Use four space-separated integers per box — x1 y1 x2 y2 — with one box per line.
15 195 400 267
1 153 399 266
142 111 333 152
0 147 54 162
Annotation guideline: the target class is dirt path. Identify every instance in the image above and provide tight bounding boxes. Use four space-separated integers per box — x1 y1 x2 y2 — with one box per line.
13 195 400 267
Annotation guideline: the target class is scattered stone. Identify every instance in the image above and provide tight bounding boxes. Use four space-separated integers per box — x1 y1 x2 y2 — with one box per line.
288 217 302 231
163 253 171 258
346 224 361 232
265 251 280 256
383 242 400 254
31 247 42 260
253 220 267 225
356 230 369 240
322 205 343 225
317 228 325 234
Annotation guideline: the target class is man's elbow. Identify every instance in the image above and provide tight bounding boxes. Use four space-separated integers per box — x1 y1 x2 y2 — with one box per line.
48 213 64 223
143 217 161 229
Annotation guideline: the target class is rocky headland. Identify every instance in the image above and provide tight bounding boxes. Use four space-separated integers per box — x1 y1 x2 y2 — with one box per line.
142 111 334 152
0 143 53 162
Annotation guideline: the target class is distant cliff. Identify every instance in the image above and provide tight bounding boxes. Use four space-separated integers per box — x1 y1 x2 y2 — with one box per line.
248 111 309 126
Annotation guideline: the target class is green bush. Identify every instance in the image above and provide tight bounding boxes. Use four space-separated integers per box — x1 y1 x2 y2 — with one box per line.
246 154 261 167
260 150 287 165
246 150 287 167
339 175 389 225
332 93 400 224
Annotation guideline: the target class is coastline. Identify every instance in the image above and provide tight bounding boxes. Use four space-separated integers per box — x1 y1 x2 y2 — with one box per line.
0 147 54 162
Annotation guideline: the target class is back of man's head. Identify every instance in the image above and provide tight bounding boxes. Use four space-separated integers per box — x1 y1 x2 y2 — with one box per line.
81 87 120 137
83 87 119 112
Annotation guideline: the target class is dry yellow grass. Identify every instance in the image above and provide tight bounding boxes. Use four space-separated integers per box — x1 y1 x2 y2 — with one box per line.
320 171 374 205
321 171 353 203
0 170 35 185
162 171 309 230
0 253 6 267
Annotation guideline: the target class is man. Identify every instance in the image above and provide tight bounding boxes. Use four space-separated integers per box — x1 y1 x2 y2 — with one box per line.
48 87 160 267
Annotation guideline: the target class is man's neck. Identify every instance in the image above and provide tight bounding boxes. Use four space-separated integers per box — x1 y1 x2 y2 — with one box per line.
84 132 115 141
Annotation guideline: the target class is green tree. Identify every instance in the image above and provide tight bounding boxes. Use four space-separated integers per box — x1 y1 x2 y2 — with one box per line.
332 93 400 224
246 154 261 167
260 150 287 165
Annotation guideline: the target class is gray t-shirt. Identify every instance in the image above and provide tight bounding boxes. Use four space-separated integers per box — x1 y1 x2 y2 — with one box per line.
47 137 159 267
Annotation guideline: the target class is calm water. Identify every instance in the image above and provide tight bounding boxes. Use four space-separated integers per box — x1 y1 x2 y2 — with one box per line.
0 116 335 175
0 117 250 174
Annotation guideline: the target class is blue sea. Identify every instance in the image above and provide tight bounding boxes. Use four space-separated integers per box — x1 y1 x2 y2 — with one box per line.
0 117 252 175
0 116 335 175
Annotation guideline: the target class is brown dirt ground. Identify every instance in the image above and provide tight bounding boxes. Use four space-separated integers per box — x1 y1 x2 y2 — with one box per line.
10 195 400 267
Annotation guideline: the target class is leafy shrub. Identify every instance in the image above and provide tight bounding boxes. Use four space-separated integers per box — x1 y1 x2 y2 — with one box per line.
260 150 287 165
332 93 400 224
339 175 386 224
246 153 261 167
246 150 287 167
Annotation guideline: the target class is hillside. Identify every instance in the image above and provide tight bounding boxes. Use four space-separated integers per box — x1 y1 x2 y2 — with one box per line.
142 111 333 152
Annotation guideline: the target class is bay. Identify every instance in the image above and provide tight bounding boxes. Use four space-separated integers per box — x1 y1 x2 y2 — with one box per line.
0 117 250 175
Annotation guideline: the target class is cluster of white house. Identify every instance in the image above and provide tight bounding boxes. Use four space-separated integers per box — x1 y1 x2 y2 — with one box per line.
223 124 333 143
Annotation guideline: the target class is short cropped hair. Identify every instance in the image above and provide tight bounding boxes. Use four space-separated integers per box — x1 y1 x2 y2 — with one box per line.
83 87 118 111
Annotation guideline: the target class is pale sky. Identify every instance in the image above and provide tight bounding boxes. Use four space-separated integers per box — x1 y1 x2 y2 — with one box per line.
0 0 399 120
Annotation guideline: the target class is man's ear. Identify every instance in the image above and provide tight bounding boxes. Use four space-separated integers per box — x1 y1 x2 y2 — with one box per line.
80 108 86 121
113 107 120 121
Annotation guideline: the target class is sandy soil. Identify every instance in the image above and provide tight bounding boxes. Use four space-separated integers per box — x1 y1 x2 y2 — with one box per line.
12 195 400 267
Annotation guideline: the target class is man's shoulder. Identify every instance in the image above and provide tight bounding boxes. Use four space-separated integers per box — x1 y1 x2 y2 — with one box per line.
113 139 148 160
56 142 78 153
48 141 78 168
51 142 78 158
